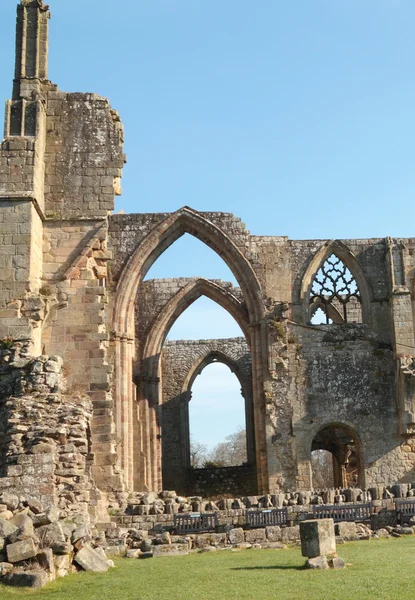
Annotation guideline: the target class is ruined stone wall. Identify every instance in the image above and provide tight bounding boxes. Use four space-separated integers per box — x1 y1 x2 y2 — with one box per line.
0 1 126 495
0 341 106 519
186 465 257 498
43 92 124 220
287 323 405 488
1 1 415 508
107 212 254 288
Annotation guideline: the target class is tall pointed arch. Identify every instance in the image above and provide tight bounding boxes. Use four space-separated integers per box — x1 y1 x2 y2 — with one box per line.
300 241 373 325
113 206 264 337
182 349 251 399
141 278 249 379
111 207 267 492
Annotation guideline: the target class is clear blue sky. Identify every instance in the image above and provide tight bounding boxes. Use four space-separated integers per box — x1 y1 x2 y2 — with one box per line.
1 1 414 240
1 0 414 450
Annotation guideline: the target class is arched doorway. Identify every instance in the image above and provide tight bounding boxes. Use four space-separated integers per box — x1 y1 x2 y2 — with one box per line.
310 449 335 489
311 424 362 488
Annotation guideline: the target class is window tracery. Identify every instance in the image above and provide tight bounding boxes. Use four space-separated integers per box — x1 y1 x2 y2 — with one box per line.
309 254 362 324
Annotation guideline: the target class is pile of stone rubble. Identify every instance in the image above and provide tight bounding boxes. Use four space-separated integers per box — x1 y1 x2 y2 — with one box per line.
118 484 415 517
0 491 113 589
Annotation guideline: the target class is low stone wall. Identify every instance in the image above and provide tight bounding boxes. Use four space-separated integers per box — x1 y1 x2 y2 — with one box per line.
103 514 414 559
105 484 415 539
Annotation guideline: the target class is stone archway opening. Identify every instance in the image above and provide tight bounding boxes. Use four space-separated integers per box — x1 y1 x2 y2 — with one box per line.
189 360 249 468
311 425 362 488
160 330 255 495
112 208 266 492
310 449 335 489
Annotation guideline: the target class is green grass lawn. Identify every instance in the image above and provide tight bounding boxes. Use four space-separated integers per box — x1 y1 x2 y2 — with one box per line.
1 537 415 600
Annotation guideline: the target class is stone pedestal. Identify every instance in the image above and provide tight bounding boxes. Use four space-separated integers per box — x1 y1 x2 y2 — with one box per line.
300 519 336 558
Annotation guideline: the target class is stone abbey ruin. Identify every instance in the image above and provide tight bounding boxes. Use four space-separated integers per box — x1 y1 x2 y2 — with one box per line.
1 0 415 583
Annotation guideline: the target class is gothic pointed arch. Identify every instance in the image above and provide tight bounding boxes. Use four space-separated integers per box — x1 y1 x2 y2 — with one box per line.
180 347 255 468
111 207 267 493
141 278 250 382
113 206 264 337
300 240 373 325
182 348 251 397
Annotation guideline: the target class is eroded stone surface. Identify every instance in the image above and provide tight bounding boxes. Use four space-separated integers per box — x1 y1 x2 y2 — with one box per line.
74 544 110 573
300 519 336 558
7 538 38 563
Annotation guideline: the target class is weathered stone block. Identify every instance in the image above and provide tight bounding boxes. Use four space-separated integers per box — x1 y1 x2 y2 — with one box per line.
244 528 266 544
328 556 346 569
228 527 244 545
0 518 18 540
4 571 50 588
265 525 282 542
0 561 13 576
334 521 358 541
10 511 35 541
300 519 336 558
74 544 110 572
7 538 38 562
152 543 189 556
306 556 329 570
55 553 71 577
280 525 300 544
37 522 65 548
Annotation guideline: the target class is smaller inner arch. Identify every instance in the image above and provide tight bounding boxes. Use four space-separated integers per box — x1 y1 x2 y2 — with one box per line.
189 361 248 467
311 424 361 488
311 449 335 489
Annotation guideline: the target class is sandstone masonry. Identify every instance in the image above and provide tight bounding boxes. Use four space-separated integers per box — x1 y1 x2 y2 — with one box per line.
1 2 415 514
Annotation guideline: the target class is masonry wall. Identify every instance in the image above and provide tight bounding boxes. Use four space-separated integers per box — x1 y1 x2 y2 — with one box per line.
0 341 106 520
1 1 415 511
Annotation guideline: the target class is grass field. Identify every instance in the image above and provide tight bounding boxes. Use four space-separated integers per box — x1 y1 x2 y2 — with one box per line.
1 537 415 600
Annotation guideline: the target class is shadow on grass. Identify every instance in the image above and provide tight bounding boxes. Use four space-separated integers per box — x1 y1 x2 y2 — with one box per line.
231 565 306 571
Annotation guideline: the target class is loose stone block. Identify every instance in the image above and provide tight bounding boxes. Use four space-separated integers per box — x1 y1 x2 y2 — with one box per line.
306 556 329 570
228 527 244 545
152 543 189 556
280 525 300 544
7 538 38 563
4 571 50 588
265 525 282 542
74 544 110 572
300 519 336 558
244 528 266 544
0 518 18 540
328 557 346 569
335 521 358 541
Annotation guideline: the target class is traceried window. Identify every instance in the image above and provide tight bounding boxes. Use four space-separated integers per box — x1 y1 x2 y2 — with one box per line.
309 254 362 325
